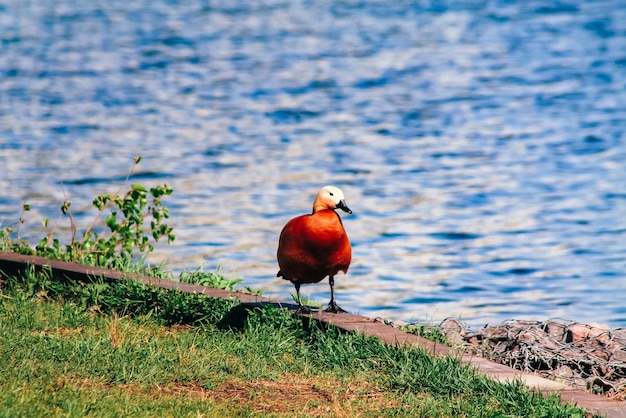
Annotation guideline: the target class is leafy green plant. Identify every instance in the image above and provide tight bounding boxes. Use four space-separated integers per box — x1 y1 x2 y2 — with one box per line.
179 266 243 291
402 322 450 346
1 156 175 269
0 202 38 254
290 292 323 308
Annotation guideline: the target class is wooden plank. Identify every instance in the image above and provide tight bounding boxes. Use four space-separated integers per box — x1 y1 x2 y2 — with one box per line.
0 251 269 304
1 251 625 417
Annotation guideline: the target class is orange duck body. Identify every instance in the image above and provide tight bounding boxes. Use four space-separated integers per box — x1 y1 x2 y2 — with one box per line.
277 209 351 285
277 185 353 313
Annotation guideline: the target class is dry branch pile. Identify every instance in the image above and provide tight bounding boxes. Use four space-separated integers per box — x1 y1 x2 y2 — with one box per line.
439 318 626 399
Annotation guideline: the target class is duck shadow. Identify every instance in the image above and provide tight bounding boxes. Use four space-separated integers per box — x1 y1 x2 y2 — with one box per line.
216 301 349 333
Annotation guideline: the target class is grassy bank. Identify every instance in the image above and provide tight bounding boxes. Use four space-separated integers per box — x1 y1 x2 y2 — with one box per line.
0 168 590 416
0 268 587 417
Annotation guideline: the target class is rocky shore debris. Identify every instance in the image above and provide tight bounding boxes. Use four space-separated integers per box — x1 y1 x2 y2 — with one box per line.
439 318 626 399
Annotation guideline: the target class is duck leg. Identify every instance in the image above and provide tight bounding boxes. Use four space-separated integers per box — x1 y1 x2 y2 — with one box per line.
294 283 311 313
324 275 347 313
294 283 303 307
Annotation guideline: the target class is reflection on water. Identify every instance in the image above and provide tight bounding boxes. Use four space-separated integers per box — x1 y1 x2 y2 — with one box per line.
1 0 625 328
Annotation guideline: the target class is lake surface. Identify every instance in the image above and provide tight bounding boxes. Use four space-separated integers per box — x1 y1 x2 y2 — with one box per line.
1 0 625 328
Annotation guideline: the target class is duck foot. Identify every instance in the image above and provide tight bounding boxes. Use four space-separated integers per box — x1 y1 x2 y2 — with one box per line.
297 305 313 314
324 301 348 313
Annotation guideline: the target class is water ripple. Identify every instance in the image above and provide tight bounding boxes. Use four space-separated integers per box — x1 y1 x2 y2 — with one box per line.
1 0 625 328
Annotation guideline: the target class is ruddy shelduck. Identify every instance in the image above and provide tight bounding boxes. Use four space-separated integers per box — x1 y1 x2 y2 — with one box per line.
277 185 352 313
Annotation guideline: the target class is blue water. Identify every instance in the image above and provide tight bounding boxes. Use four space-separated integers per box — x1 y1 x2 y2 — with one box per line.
1 0 625 328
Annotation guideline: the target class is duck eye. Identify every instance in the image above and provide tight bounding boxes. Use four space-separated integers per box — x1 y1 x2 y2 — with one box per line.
329 192 334 196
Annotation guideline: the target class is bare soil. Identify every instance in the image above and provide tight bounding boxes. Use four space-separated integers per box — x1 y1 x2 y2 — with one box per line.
66 374 400 417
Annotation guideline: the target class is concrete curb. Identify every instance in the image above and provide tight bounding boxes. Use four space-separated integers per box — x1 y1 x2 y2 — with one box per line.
1 252 625 417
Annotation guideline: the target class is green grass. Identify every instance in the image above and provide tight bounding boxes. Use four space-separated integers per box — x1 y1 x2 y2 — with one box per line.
0 268 588 418
0 170 595 416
